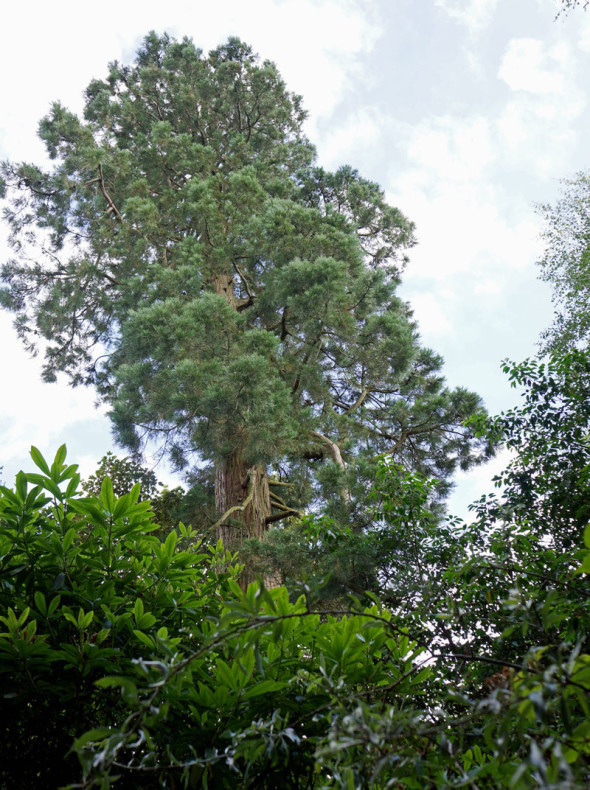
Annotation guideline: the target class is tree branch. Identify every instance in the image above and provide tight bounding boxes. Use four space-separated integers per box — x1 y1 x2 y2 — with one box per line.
98 165 122 222
310 431 346 470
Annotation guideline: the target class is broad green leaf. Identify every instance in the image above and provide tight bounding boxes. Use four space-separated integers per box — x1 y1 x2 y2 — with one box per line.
30 446 51 475
50 445 67 479
133 629 155 649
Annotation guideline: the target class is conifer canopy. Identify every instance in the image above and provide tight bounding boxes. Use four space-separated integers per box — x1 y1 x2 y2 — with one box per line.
1 33 489 542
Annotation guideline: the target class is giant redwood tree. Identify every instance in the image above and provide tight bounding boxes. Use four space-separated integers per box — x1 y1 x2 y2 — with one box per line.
1 33 489 547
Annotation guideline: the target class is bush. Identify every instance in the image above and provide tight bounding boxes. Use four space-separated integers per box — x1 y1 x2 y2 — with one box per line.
2 437 590 788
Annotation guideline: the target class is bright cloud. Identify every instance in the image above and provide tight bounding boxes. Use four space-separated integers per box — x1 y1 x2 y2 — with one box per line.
496 38 586 177
434 0 500 35
315 106 384 169
499 38 570 94
404 115 493 185
407 292 454 337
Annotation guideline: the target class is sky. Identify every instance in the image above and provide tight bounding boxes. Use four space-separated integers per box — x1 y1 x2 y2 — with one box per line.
1 0 589 517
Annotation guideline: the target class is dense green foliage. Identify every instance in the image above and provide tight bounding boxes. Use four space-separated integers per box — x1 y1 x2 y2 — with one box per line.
2 357 590 790
84 452 210 535
0 33 489 545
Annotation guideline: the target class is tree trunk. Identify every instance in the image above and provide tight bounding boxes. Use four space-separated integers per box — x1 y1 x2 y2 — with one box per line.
210 270 274 582
214 450 272 550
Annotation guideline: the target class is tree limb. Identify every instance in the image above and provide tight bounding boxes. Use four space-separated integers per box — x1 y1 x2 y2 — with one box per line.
310 431 346 470
98 165 122 222
265 507 302 524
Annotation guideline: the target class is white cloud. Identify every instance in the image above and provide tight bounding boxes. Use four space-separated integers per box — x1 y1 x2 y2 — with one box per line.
499 38 568 94
407 292 454 337
447 447 514 521
315 106 384 168
0 315 110 479
435 0 500 35
404 115 493 185
579 15 590 51
496 39 586 177
386 111 542 285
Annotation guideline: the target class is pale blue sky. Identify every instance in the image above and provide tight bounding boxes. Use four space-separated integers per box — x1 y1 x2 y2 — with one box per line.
1 0 589 516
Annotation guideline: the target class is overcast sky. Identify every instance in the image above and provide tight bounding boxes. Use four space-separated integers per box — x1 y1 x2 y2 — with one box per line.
1 0 589 516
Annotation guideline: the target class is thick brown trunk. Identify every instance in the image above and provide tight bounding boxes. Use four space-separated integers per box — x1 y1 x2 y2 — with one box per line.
213 271 239 308
210 270 275 584
214 450 271 550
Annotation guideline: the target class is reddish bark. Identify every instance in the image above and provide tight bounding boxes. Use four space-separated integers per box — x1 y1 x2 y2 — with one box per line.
214 450 272 550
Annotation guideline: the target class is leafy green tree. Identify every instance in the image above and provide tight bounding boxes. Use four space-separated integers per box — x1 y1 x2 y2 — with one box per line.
537 172 590 354
84 451 161 499
470 353 590 551
0 33 489 549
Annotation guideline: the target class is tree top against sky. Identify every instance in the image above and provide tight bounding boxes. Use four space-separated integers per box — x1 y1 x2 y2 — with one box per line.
1 32 490 543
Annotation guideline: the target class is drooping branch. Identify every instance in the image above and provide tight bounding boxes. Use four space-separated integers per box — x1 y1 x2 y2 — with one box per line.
267 490 302 523
333 386 369 414
232 260 255 310
266 506 302 524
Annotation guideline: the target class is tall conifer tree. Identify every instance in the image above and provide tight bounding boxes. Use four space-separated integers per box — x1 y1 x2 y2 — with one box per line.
1 34 489 546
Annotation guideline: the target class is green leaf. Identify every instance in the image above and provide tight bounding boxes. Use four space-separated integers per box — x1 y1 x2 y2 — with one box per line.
243 679 288 699
62 527 76 552
30 446 51 476
100 477 116 513
133 629 155 649
34 592 47 616
73 728 115 748
112 492 133 520
163 529 177 559
50 445 67 479
58 463 79 483
134 598 144 622
65 474 81 498
68 498 107 526
48 595 61 616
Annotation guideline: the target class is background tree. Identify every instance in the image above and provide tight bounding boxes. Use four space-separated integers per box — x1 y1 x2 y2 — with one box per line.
84 451 215 535
84 451 161 500
537 171 590 354
0 33 490 550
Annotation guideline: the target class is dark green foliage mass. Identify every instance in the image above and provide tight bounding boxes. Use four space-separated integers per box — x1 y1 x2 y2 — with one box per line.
2 398 590 789
0 446 237 788
1 33 489 545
